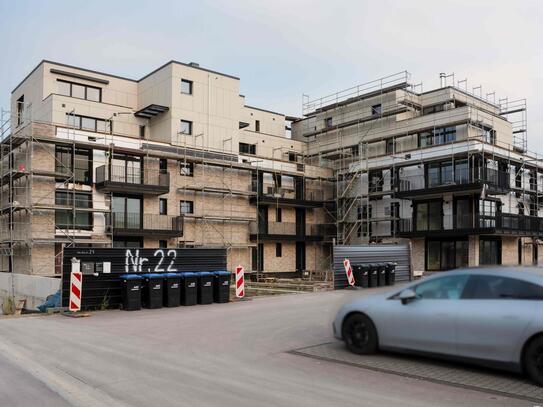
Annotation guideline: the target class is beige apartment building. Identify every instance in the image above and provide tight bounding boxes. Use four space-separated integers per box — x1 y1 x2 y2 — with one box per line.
0 60 333 277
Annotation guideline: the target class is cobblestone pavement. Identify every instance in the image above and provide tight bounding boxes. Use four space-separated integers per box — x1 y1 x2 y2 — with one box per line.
290 341 543 403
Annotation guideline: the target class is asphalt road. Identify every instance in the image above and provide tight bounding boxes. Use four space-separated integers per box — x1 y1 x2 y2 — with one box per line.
0 289 533 407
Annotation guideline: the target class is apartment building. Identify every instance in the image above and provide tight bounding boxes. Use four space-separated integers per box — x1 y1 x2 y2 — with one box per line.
291 71 541 272
0 60 333 277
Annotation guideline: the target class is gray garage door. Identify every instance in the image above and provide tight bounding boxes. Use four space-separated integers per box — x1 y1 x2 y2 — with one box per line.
333 244 411 289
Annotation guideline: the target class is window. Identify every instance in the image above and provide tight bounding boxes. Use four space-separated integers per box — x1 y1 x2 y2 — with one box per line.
479 200 497 228
239 142 256 155
455 198 471 229
413 275 469 299
159 240 168 248
426 239 468 271
419 126 456 147
480 238 501 265
180 200 194 215
55 191 93 230
16 95 24 126
159 198 167 215
180 120 192 135
415 201 442 231
371 104 382 116
276 207 282 222
181 79 193 95
288 152 296 162
422 104 445 115
55 146 92 184
112 196 142 229
65 114 110 133
386 139 394 154
325 117 333 128
139 125 145 139
276 243 282 257
159 159 167 174
57 80 102 102
462 275 543 300
426 159 466 188
255 120 260 132
111 154 142 184
179 161 193 176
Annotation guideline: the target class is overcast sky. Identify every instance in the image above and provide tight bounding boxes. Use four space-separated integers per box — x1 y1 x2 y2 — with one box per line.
1 0 542 150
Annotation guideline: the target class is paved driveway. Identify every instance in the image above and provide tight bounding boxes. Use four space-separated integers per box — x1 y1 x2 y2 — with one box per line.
0 288 533 406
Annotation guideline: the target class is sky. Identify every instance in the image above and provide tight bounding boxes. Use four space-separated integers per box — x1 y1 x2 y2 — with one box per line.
1 0 542 149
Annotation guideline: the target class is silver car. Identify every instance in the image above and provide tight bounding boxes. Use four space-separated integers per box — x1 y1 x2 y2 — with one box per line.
333 267 543 385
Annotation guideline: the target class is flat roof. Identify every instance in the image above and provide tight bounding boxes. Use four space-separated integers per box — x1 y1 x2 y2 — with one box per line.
11 59 241 94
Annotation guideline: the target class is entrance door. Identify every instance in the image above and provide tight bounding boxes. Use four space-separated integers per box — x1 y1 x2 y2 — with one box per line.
296 208 306 237
112 196 142 229
296 242 306 273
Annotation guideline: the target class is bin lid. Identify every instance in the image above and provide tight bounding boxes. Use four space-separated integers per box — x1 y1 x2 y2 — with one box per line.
213 271 230 276
178 272 197 277
142 273 162 278
164 273 180 278
196 271 213 276
121 274 143 280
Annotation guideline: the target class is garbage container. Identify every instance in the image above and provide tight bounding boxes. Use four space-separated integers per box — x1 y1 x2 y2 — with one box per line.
197 271 214 305
142 273 164 309
367 264 378 288
120 274 143 311
179 272 198 306
385 262 397 286
353 265 370 288
213 271 231 303
163 273 181 307
376 263 387 287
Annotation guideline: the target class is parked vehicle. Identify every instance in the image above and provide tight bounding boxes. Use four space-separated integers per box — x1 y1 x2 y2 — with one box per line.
333 267 543 385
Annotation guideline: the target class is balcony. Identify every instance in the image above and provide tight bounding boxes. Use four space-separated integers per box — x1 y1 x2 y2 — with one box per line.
96 165 170 195
112 213 183 237
249 184 332 208
399 213 543 237
249 221 324 241
396 168 510 198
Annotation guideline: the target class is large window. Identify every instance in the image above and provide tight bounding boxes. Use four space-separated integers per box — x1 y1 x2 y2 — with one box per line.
58 80 102 102
65 114 110 133
112 196 142 229
55 146 92 184
426 159 469 188
239 142 256 155
455 197 471 229
419 126 456 147
111 154 142 184
55 191 93 230
479 199 497 228
415 200 442 231
480 238 501 265
426 239 468 271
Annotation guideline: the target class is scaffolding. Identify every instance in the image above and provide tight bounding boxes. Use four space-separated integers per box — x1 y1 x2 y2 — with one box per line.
300 71 533 247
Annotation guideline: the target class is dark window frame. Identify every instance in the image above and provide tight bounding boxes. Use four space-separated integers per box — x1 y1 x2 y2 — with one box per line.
179 161 194 176
276 243 282 257
55 190 93 230
57 79 102 102
159 198 168 215
180 200 194 215
55 145 92 184
181 79 193 95
239 142 256 155
180 119 192 135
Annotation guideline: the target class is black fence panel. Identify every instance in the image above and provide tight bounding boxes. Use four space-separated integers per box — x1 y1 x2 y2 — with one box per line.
61 247 227 310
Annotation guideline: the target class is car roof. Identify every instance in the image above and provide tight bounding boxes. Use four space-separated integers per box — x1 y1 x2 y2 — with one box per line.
424 267 543 285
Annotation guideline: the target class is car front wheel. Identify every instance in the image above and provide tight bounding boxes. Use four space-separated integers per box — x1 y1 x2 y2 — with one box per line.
524 336 543 386
342 313 378 355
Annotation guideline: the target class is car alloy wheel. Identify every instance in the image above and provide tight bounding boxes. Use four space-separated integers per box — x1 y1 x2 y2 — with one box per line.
342 313 378 355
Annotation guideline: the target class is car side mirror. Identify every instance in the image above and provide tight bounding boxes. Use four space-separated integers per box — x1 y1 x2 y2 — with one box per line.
399 288 417 305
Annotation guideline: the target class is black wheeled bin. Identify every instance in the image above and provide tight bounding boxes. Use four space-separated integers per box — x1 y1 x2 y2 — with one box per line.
120 274 143 311
163 273 181 307
353 265 370 288
368 264 378 287
197 272 214 305
142 273 164 309
376 263 387 287
179 272 198 306
213 271 231 303
385 262 397 286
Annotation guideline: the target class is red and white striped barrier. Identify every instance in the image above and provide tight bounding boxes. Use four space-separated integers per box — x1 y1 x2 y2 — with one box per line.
69 259 82 312
235 265 245 298
343 258 355 286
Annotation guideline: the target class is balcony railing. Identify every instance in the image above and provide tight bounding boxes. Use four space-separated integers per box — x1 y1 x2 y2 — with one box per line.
398 167 510 192
399 213 543 235
96 165 169 194
251 182 333 202
112 213 183 236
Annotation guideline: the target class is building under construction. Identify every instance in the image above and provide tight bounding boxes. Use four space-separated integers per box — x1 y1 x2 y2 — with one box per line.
0 61 540 279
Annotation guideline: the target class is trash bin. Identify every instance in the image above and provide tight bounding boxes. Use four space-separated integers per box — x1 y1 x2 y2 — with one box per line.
142 273 164 309
385 262 397 286
197 271 214 305
377 263 387 287
368 264 378 288
213 271 231 303
120 274 143 311
179 272 198 306
163 273 181 307
353 265 370 288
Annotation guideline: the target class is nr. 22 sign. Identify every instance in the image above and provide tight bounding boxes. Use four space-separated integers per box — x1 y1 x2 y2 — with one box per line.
125 249 178 273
